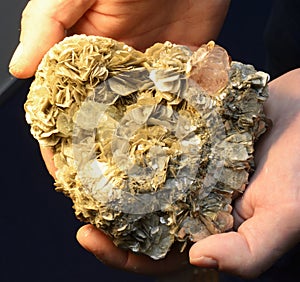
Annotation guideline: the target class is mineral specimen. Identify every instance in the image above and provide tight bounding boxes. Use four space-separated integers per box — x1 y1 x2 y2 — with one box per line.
25 35 270 259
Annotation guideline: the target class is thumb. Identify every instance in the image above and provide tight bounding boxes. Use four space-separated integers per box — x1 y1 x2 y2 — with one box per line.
9 0 96 78
189 231 259 278
189 210 299 279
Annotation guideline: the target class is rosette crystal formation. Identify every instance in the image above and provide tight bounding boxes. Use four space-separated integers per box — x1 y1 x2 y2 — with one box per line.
25 35 270 259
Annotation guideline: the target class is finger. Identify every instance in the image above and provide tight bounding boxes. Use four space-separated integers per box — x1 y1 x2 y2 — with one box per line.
76 224 189 276
9 0 97 78
40 146 56 178
189 208 300 279
232 190 254 230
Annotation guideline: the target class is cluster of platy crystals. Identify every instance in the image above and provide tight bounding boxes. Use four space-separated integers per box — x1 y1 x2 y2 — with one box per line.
25 35 270 259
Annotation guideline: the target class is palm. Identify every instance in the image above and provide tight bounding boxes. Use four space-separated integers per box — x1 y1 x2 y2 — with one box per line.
69 0 229 50
235 70 300 274
10 0 230 78
189 69 300 278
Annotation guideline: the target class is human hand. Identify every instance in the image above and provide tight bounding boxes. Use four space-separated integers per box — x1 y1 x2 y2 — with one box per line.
9 0 230 79
189 69 300 278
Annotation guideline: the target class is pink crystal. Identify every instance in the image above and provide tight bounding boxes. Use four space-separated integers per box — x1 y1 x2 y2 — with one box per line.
189 42 230 96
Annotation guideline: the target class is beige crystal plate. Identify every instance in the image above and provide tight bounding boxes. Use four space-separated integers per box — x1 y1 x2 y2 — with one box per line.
25 35 270 259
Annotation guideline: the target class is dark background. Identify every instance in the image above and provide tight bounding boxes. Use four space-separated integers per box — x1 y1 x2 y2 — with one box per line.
1 1 274 281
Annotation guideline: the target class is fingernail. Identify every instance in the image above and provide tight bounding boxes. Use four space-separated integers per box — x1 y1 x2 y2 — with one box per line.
190 256 219 269
9 43 24 70
80 224 94 238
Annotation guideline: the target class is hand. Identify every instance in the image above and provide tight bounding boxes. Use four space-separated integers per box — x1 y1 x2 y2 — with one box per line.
9 0 230 79
40 69 300 278
189 69 300 278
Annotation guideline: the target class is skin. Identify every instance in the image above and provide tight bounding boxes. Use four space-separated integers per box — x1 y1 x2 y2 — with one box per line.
10 0 300 279
190 69 300 278
9 0 230 78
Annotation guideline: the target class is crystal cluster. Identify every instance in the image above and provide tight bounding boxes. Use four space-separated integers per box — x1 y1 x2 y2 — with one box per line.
25 35 270 259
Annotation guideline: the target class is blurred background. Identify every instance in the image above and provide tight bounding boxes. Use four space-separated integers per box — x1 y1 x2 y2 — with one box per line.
0 1 276 281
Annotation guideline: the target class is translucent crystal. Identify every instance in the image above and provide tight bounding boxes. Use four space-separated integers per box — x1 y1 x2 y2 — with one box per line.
187 41 230 96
